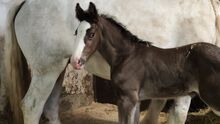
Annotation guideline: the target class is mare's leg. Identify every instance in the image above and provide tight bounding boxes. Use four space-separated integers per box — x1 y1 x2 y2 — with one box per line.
42 69 66 124
118 91 140 124
167 95 192 124
141 99 167 124
21 59 68 124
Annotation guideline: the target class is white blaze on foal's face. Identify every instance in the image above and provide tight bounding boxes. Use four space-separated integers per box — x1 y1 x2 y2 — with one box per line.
72 21 91 69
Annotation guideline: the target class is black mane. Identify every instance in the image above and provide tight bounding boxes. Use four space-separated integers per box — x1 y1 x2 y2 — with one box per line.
101 15 152 46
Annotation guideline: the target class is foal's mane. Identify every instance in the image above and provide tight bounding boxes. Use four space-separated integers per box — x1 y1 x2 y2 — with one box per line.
101 15 152 46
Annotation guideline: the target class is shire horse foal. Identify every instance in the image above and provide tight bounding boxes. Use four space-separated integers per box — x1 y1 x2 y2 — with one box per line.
72 2 220 124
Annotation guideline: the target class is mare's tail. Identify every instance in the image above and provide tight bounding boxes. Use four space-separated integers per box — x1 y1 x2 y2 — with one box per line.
2 2 30 124
210 0 220 46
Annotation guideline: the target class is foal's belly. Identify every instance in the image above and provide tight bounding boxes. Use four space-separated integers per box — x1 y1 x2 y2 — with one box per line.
139 80 198 100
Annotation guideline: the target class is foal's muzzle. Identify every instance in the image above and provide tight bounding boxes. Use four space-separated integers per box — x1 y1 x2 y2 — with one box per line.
79 58 86 66
71 57 86 70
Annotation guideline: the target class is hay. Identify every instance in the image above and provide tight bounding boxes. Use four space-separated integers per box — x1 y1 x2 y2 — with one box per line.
186 108 220 124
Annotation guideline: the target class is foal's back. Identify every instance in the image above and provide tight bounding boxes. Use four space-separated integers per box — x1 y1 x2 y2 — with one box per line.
135 42 220 99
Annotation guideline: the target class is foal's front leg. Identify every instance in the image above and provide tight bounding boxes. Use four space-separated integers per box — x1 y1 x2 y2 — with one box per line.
141 99 167 124
118 91 140 124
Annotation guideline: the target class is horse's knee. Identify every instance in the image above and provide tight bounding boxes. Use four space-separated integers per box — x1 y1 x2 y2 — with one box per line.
21 97 42 124
168 109 186 124
117 91 139 124
173 104 189 117
168 96 191 124
118 92 138 111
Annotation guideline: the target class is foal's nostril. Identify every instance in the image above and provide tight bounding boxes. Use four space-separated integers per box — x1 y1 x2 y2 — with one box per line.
77 60 81 64
79 58 86 65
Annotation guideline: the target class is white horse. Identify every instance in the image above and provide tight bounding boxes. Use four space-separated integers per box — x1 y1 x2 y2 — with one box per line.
1 0 220 124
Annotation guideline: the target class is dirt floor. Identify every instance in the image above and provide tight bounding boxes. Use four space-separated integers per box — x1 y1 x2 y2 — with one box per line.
60 102 168 124
61 103 220 124
1 102 220 124
60 102 220 124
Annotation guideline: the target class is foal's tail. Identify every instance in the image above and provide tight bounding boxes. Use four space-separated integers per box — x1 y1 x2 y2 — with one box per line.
2 2 30 124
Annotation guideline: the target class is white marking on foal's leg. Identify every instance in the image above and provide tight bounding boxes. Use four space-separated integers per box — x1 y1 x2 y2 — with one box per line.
130 103 138 124
212 109 220 116
168 95 191 124
73 21 91 59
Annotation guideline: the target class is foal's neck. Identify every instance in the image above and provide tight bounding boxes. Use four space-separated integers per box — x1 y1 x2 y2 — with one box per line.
98 16 138 66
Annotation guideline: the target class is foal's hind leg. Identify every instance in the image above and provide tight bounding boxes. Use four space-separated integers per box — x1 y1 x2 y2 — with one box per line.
141 99 167 124
42 69 66 124
168 95 192 124
199 82 220 116
21 59 68 124
118 91 140 124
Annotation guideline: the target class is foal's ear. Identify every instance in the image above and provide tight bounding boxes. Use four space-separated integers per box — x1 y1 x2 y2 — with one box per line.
76 3 86 21
75 2 98 23
88 2 98 22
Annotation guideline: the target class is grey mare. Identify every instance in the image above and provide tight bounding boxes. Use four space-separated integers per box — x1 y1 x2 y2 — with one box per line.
1 0 220 124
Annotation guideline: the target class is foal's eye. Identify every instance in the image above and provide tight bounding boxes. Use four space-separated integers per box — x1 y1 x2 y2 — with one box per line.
89 33 95 38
